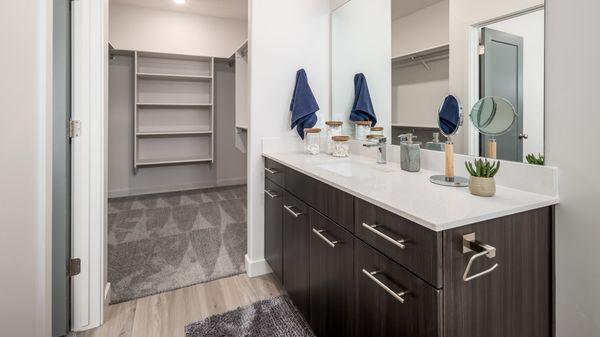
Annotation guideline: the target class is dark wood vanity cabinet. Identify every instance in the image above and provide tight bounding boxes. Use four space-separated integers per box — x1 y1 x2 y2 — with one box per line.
263 157 554 337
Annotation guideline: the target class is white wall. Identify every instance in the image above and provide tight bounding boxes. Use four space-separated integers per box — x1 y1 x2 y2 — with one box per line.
246 0 331 275
392 0 449 57
109 4 247 58
449 0 543 153
0 0 52 336
546 0 600 335
330 0 350 10
108 57 246 197
487 10 545 160
331 0 392 138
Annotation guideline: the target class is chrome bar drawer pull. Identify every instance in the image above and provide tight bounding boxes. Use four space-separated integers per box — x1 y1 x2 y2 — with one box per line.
264 189 279 199
362 269 409 304
362 223 407 249
264 167 279 175
462 233 499 282
283 205 304 218
312 228 340 248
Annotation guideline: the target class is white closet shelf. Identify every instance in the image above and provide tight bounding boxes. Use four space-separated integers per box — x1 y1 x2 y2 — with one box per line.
137 72 212 81
136 131 213 137
136 102 212 107
136 157 213 167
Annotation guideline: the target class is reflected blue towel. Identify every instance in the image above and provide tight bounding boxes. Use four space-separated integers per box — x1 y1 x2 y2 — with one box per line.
350 73 377 126
439 95 460 135
290 69 319 139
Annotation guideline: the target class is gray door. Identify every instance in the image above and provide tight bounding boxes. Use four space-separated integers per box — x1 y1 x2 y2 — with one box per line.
52 0 71 336
480 27 524 161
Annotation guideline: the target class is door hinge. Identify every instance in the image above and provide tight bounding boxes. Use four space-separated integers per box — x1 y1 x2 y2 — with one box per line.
478 45 485 55
69 120 81 138
68 258 81 277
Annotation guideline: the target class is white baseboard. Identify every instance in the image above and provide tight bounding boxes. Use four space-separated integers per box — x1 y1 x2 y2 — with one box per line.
104 282 111 307
108 177 247 198
245 254 272 277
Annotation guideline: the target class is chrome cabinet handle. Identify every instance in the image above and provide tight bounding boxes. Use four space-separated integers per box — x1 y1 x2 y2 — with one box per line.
264 167 279 174
312 228 340 248
264 189 279 199
362 269 409 304
462 233 499 282
362 223 407 249
283 205 304 218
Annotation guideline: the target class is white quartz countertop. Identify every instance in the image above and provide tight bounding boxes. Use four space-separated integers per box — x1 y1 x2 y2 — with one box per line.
263 150 559 232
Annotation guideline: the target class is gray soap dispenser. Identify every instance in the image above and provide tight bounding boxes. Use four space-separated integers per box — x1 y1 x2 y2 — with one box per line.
398 133 421 172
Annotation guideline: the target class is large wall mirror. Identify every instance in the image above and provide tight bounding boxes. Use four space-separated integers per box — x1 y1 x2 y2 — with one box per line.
331 0 545 164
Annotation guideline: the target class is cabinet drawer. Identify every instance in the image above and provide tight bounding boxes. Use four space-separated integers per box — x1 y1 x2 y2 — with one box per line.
355 238 442 337
264 157 286 187
264 179 284 283
355 198 442 287
286 167 354 232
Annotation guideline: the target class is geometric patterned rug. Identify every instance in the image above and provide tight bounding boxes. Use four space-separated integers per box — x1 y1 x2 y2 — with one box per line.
107 185 247 303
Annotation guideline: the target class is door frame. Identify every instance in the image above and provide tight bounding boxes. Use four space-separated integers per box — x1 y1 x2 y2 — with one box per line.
466 4 545 158
70 0 109 331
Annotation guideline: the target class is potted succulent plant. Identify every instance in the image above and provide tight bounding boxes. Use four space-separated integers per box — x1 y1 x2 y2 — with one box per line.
465 159 500 197
526 153 545 165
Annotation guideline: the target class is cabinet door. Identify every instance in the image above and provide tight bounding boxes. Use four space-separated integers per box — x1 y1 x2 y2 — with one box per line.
309 209 354 337
264 179 284 283
283 191 310 319
355 238 442 337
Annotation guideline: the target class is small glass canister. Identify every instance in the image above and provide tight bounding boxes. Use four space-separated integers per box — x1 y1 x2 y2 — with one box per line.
304 128 322 155
325 121 343 154
355 121 372 140
370 126 384 137
331 136 351 157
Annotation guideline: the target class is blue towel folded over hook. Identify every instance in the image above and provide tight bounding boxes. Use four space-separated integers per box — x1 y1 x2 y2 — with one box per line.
290 69 319 139
350 73 377 126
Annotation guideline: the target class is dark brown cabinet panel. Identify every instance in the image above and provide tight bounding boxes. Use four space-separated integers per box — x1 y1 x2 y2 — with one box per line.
309 209 354 337
286 167 354 232
264 157 286 187
264 179 284 283
355 198 443 288
443 207 552 337
355 238 442 337
283 191 310 319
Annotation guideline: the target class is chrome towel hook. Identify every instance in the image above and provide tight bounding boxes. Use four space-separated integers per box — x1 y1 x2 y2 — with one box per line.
462 233 499 282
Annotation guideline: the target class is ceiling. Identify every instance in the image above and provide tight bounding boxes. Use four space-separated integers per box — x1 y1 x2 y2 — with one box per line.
111 0 248 19
392 0 445 20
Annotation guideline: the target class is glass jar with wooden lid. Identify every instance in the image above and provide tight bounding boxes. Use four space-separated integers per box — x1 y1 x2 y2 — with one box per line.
304 128 322 155
355 121 372 140
325 121 343 154
331 135 351 157
370 126 384 137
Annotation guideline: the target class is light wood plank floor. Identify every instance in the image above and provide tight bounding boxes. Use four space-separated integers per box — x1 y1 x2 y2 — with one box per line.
79 274 283 337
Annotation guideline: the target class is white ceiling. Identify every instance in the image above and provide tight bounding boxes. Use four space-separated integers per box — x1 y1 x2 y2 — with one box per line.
392 0 444 20
111 0 248 20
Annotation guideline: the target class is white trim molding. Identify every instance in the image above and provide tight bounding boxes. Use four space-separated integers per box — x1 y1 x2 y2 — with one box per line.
245 254 272 278
71 0 109 331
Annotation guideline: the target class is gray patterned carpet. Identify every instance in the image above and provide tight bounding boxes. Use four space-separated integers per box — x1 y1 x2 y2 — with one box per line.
107 185 247 303
185 296 315 337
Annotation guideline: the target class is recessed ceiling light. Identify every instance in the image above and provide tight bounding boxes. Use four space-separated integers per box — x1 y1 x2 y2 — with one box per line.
174 0 186 4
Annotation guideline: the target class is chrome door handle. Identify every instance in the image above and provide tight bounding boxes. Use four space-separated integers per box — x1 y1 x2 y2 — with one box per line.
362 223 407 249
312 228 340 248
283 205 303 218
519 133 529 140
264 189 279 199
462 233 499 282
264 167 279 174
362 269 409 304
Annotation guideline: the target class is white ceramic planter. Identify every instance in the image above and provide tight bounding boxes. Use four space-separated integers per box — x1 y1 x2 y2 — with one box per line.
469 176 496 197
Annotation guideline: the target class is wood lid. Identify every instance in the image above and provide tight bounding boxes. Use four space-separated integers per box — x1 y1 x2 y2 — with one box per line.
331 135 350 142
370 126 384 131
304 128 321 133
366 134 385 139
325 121 343 126
355 121 372 126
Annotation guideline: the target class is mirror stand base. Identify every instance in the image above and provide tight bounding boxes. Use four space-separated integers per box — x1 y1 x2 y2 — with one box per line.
430 175 469 187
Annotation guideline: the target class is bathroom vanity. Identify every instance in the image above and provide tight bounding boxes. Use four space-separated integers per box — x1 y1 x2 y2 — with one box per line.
263 152 557 337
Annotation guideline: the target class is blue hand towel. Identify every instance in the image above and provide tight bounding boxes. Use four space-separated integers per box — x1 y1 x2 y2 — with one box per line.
290 69 319 139
439 95 460 135
350 73 377 126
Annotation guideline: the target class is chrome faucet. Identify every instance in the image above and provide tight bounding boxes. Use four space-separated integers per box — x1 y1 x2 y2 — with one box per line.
363 137 387 164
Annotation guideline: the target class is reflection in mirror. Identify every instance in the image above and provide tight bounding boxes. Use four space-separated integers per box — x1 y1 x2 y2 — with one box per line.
470 97 517 159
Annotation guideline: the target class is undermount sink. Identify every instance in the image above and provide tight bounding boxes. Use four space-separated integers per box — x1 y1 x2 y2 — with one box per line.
316 161 395 178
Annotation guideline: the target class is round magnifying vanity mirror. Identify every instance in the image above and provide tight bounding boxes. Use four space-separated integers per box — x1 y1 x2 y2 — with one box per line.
430 95 469 187
470 96 517 159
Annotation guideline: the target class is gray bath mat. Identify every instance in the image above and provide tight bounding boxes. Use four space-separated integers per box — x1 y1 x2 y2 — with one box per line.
185 296 315 337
